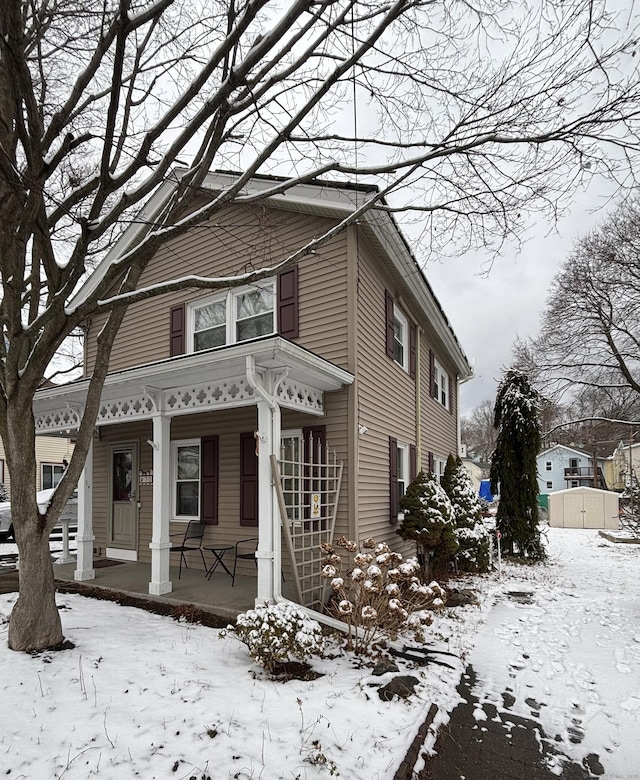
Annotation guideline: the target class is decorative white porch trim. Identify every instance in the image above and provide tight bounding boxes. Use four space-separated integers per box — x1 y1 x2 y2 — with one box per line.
35 375 323 433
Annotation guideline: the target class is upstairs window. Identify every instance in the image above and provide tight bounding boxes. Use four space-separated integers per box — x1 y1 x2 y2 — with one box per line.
189 280 276 352
385 290 416 377
545 461 552 471
393 308 408 369
433 359 449 409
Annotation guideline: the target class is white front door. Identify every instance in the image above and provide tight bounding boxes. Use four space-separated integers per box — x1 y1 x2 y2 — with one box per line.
109 442 139 553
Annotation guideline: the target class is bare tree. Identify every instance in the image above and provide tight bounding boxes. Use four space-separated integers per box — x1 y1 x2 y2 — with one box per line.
521 198 640 417
461 399 496 462
2 0 640 651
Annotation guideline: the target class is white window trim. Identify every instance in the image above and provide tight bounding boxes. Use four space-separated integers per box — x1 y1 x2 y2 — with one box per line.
545 461 552 471
546 481 553 490
393 307 409 371
187 278 276 352
433 359 449 410
41 462 65 490
397 441 410 518
171 438 201 521
433 456 447 483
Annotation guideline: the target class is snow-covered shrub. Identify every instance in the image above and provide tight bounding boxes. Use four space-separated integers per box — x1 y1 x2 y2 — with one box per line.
397 470 459 579
0 483 7 502
322 536 446 653
442 454 491 573
229 602 323 673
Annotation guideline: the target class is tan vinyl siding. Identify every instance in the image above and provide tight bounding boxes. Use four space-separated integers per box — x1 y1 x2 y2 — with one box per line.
419 329 458 469
85 206 350 375
352 232 418 548
0 436 75 497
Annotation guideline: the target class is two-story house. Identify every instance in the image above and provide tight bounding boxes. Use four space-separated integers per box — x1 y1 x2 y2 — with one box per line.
32 171 471 611
537 444 607 496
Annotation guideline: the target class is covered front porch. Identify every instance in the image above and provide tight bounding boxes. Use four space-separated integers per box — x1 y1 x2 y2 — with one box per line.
52 559 299 620
34 336 353 611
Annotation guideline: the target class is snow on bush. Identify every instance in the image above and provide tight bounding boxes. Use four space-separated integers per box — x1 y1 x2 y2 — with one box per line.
442 454 491 573
322 536 446 653
228 602 323 673
397 470 459 579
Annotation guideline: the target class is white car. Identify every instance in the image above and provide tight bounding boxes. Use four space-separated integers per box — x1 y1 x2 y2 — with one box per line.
0 488 78 541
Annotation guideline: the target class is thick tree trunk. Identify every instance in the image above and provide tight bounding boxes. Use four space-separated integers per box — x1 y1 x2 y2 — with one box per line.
8 516 63 651
3 396 64 651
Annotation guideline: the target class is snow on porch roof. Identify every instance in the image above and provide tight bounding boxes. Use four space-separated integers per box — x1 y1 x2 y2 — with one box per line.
34 336 354 433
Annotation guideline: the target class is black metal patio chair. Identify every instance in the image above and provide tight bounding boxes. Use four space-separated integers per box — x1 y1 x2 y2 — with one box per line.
170 521 207 578
232 537 258 586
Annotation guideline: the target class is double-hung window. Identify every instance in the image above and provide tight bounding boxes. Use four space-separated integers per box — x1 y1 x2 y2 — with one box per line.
433 360 449 409
42 463 65 490
397 442 410 510
190 280 275 352
172 440 201 519
393 308 408 370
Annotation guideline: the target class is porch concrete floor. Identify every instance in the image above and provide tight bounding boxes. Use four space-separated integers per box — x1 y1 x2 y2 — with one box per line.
53 558 298 621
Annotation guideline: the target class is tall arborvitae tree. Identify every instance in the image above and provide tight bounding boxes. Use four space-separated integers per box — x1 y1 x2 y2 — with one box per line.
490 370 546 560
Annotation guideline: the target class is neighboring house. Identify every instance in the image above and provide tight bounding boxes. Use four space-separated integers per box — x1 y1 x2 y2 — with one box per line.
0 435 74 498
459 445 486 494
605 441 640 492
32 171 471 609
537 444 607 495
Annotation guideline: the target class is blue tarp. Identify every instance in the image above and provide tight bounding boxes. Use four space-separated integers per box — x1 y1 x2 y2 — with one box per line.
479 479 494 502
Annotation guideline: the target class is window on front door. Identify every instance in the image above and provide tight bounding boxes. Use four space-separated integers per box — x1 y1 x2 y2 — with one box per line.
172 440 201 519
190 280 276 352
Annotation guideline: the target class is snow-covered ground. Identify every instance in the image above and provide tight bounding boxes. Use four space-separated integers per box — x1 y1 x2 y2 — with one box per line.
442 528 640 777
0 528 638 779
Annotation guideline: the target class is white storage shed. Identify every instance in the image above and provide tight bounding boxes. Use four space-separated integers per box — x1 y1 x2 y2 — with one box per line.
548 487 620 529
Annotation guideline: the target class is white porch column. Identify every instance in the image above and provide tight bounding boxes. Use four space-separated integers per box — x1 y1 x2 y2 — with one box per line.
255 397 281 605
149 413 172 595
75 438 95 581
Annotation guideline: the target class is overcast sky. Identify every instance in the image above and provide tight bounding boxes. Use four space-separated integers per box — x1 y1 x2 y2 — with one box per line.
421 180 619 417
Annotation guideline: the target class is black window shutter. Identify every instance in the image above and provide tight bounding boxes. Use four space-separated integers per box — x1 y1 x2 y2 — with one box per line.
240 432 258 527
410 444 417 482
428 450 434 474
201 436 219 525
409 323 417 379
278 265 299 338
169 304 186 356
429 349 437 398
389 436 398 524
385 290 395 358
